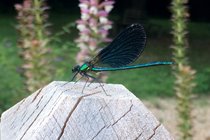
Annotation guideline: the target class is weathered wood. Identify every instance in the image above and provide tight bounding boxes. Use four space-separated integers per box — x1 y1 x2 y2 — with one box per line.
0 81 173 140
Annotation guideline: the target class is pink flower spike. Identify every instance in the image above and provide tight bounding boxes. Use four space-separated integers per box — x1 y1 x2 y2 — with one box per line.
99 17 108 24
103 1 115 5
89 39 97 46
79 0 89 5
75 0 114 81
103 25 112 30
100 1 115 7
98 11 108 17
81 29 90 35
76 50 89 64
76 20 86 25
23 0 32 9
81 13 90 20
14 4 22 10
89 6 98 15
90 0 98 6
106 21 113 25
103 38 112 42
81 8 89 14
89 18 97 26
77 24 86 31
100 29 108 35
89 39 97 51
77 42 87 49
79 3 89 9
81 34 90 42
104 5 113 12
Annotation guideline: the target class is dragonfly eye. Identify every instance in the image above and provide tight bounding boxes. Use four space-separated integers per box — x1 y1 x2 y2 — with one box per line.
72 65 80 73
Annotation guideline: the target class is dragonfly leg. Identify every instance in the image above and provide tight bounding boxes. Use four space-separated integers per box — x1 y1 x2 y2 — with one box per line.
87 77 97 87
84 73 109 96
81 76 89 93
62 72 83 87
71 71 79 81
74 74 84 84
87 75 104 87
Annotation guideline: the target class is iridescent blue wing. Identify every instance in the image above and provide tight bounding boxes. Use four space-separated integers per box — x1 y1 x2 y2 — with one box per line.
92 24 146 67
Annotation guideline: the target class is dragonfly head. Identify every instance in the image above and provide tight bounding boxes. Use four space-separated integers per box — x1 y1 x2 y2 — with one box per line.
72 65 80 73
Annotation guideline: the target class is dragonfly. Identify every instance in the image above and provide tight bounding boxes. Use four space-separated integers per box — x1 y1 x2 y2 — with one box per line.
71 24 173 92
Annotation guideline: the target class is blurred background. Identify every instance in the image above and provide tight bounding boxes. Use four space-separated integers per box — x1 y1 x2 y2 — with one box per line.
0 0 210 139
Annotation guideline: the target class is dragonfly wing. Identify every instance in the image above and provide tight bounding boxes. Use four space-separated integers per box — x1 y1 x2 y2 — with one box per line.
93 24 146 67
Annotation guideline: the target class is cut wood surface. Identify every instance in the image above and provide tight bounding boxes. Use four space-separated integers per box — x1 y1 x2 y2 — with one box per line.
0 81 173 140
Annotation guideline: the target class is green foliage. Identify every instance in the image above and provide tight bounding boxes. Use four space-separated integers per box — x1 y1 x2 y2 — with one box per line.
170 0 196 139
15 0 52 92
196 68 210 92
0 39 25 114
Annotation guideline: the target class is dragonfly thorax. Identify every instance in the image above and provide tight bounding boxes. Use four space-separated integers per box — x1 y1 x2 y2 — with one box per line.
72 63 91 73
80 63 91 71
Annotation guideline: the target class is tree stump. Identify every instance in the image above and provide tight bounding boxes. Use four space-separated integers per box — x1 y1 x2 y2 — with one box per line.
0 81 173 140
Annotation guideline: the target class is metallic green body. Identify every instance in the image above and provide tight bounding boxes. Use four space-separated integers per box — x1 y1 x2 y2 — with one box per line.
91 61 173 72
80 63 89 71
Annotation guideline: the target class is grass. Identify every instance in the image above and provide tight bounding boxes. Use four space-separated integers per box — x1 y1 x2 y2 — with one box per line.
0 13 210 113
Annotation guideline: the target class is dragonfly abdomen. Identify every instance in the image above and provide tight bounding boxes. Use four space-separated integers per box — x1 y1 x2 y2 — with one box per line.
91 61 173 72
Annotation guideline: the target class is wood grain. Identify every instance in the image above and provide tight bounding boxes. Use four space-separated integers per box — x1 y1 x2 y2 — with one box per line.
0 81 173 140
